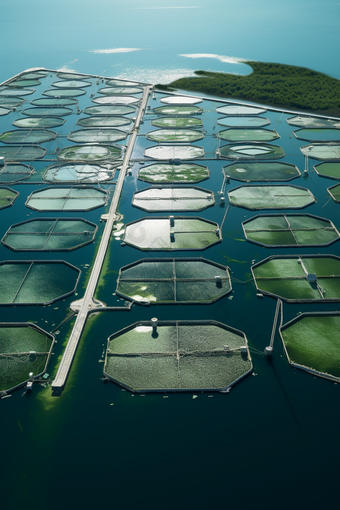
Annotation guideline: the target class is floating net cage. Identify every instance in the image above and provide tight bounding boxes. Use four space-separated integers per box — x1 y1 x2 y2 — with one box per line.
67 128 127 143
217 116 270 128
252 255 340 302
57 144 122 162
98 86 143 96
123 216 222 251
57 72 91 80
216 105 266 115
300 144 340 160
51 80 92 89
220 143 285 160
223 161 300 182
132 186 215 212
104 319 252 392
20 72 48 79
83 105 136 116
77 116 132 128
31 98 77 107
0 323 54 394
22 106 73 117
294 129 340 143
0 88 35 97
146 129 204 143
106 79 138 87
2 218 97 252
228 185 315 210
0 187 19 208
242 214 340 247
153 105 203 116
0 97 24 108
0 129 57 144
0 164 34 184
8 79 41 88
161 96 202 105
151 117 203 129
0 260 80 305
138 163 209 184
43 88 86 98
43 163 116 184
92 96 139 105
145 145 204 160
0 107 10 117
280 312 340 382
314 162 340 180
0 145 46 161
26 186 107 212
12 116 65 129
116 258 231 304
287 116 340 129
218 128 279 143
328 183 340 203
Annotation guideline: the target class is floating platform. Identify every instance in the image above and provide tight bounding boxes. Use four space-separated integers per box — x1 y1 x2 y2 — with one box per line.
2 218 97 251
138 163 209 184
116 258 231 304
0 323 55 394
242 213 340 247
132 186 215 212
223 161 300 182
280 312 340 382
228 184 315 210
103 319 252 392
123 216 222 250
252 255 340 302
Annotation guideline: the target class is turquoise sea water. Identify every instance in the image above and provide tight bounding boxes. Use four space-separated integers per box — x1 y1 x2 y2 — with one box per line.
1 3 340 510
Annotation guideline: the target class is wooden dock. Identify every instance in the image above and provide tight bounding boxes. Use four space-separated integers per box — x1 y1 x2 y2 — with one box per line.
51 85 152 392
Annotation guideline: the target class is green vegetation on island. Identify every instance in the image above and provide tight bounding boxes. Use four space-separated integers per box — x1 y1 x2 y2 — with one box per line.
157 62 340 116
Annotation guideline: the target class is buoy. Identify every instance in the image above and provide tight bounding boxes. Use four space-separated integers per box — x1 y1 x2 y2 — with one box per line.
265 346 273 356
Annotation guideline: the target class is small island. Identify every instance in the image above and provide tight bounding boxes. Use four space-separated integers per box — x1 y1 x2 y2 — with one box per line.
156 61 340 117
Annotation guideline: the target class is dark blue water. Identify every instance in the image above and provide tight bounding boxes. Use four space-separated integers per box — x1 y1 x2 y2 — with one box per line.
1 4 340 509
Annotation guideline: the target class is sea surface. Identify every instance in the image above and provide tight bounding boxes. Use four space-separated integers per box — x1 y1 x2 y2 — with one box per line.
1 2 340 510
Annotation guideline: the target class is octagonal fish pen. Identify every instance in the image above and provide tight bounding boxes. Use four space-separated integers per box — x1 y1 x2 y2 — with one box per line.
217 116 270 128
219 143 285 160
0 323 55 395
160 96 202 105
144 145 204 160
138 163 209 184
103 319 252 393
77 116 133 128
51 79 92 89
218 128 279 143
314 162 340 180
12 116 65 129
328 183 340 203
280 312 340 382
293 129 340 142
0 164 34 184
2 218 97 251
151 117 203 129
43 163 115 184
223 161 300 182
228 185 315 210
132 186 215 212
216 104 266 115
26 186 107 212
92 96 139 105
0 187 19 209
0 129 57 144
57 144 122 162
83 105 136 116
67 128 127 143
286 116 340 129
97 86 143 96
43 88 86 98
22 106 73 117
0 145 46 161
123 216 222 251
146 129 204 143
116 258 231 304
300 144 340 160
242 214 340 247
31 98 77 107
0 260 80 305
252 255 340 302
153 105 203 116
